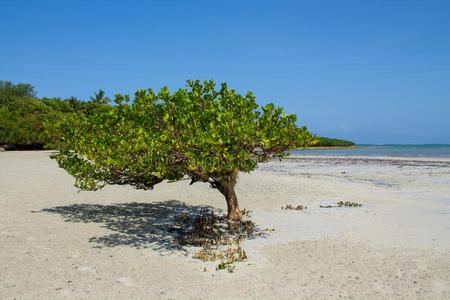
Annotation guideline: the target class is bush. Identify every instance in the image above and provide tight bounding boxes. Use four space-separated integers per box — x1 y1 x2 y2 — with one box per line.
315 136 355 147
49 80 316 220
0 81 109 149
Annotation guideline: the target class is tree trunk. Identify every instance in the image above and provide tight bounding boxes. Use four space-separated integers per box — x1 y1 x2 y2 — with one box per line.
222 182 241 221
217 170 241 221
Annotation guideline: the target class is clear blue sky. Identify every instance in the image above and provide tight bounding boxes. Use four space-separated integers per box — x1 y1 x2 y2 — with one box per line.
1 0 449 144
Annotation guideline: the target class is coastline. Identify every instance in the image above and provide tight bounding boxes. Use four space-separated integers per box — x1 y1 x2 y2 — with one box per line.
286 155 450 165
298 146 358 150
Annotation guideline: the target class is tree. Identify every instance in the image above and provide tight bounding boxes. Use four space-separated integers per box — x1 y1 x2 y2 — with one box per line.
315 136 355 147
0 80 116 149
0 80 36 99
50 80 315 220
90 89 110 105
0 95 60 149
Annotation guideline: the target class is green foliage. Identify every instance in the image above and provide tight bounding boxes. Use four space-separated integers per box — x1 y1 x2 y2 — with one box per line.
90 89 111 105
315 136 355 147
50 80 316 191
0 81 110 149
0 80 36 99
0 95 58 148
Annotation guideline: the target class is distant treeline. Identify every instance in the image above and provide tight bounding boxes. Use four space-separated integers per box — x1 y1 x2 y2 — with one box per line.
0 80 354 150
0 80 111 150
314 136 355 147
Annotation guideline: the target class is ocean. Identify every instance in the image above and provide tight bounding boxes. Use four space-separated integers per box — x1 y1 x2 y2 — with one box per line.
292 145 450 158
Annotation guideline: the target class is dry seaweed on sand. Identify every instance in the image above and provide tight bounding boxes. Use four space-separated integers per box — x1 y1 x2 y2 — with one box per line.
337 201 362 207
319 201 362 208
281 204 307 210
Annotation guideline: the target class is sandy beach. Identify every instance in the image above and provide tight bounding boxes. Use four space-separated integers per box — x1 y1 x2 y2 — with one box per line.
1 151 449 299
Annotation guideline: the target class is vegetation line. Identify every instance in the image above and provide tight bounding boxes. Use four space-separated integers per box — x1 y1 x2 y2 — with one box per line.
0 80 354 150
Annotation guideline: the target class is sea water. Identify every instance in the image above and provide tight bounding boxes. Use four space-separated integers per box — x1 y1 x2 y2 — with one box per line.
292 145 450 158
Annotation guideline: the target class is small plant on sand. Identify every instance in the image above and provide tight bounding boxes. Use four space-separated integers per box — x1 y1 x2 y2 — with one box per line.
281 204 307 210
49 80 315 220
337 201 362 207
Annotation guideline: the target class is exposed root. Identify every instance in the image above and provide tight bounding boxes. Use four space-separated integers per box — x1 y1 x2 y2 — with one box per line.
172 208 256 272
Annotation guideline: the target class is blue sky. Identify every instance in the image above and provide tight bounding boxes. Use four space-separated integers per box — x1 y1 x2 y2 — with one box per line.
1 0 449 144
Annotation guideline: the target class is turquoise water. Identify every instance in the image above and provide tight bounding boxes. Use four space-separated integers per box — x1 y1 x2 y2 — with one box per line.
292 145 450 158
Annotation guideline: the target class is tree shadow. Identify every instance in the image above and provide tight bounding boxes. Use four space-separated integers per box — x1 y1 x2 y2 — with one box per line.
41 200 218 252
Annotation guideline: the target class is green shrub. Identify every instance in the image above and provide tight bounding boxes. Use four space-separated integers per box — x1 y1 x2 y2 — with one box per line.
0 81 109 149
315 136 355 147
49 80 316 220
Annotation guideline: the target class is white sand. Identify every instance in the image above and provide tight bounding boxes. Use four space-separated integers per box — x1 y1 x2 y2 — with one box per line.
1 151 449 299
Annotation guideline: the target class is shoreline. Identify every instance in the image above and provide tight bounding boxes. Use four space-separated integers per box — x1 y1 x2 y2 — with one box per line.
297 146 357 150
286 155 450 164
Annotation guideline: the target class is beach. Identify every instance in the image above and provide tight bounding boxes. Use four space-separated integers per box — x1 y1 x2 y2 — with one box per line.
1 151 449 299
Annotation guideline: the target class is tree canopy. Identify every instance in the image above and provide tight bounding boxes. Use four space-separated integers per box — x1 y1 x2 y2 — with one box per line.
0 80 36 98
0 79 352 152
90 89 111 105
50 80 316 219
0 81 110 149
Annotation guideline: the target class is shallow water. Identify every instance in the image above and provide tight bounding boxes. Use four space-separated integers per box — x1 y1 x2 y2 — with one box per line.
292 144 450 158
